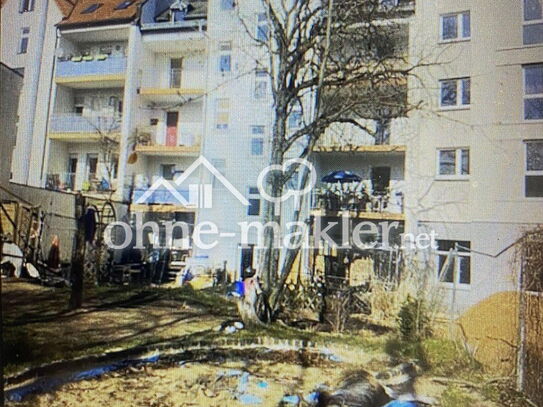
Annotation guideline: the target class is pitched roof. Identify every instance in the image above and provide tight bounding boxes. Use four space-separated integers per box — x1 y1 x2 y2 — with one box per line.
58 0 141 28
55 0 76 17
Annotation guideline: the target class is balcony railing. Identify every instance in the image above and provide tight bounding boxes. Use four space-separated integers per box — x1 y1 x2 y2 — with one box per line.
49 114 121 134
45 172 76 192
56 56 127 78
136 123 201 148
46 172 116 193
132 185 191 205
311 185 404 215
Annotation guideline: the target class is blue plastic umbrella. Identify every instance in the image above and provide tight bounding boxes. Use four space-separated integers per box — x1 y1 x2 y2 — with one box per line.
321 170 362 183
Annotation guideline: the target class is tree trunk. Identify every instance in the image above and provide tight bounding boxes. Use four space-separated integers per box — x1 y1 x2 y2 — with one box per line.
270 165 312 312
69 194 86 310
260 111 286 292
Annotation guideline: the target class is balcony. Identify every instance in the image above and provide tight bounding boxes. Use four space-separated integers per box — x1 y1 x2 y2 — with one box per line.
55 56 126 88
48 114 121 142
45 173 116 193
315 122 406 153
139 67 205 103
310 184 405 221
134 123 201 156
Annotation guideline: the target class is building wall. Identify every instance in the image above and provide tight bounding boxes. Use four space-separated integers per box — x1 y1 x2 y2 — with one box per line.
406 0 543 313
0 63 23 184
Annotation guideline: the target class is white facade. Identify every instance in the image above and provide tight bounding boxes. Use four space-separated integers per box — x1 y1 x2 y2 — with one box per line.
8 0 543 313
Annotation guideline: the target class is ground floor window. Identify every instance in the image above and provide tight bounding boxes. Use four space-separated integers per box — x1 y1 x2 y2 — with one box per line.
435 239 471 285
526 140 543 197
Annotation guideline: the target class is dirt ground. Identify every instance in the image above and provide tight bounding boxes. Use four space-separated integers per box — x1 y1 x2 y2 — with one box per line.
1 280 528 407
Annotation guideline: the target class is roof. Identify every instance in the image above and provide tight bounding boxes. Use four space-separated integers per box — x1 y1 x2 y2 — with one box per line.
1 0 74 17
58 0 142 28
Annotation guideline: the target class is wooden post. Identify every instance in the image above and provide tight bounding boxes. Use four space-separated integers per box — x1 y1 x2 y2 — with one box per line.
69 194 86 310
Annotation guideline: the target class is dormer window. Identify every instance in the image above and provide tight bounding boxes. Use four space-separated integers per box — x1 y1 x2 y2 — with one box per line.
81 3 103 14
114 0 133 10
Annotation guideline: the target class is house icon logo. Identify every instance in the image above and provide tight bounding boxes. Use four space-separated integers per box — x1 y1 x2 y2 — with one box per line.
135 156 250 208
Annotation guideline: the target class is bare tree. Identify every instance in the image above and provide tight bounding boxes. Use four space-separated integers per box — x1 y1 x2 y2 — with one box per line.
234 0 424 322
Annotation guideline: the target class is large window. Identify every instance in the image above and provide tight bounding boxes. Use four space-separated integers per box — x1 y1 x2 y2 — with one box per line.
524 64 543 120
526 141 543 197
215 98 230 130
437 148 470 178
18 27 30 54
440 78 471 108
524 0 543 45
440 11 470 41
436 240 471 285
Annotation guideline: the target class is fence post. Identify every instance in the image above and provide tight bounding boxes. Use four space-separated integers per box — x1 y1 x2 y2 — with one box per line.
69 194 86 309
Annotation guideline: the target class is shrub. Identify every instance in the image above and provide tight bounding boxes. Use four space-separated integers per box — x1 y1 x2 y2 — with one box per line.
397 295 431 341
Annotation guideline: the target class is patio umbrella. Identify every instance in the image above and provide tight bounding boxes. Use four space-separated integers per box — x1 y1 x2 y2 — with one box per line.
321 170 362 183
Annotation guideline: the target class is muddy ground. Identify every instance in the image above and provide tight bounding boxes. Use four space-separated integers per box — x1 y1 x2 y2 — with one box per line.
1 280 530 407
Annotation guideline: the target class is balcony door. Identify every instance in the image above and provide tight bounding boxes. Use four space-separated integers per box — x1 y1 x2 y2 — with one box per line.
66 155 78 190
166 112 179 147
170 58 182 88
371 166 391 195
86 153 99 182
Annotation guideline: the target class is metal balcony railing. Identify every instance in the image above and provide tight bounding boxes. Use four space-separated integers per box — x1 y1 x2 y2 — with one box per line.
45 172 76 191
311 186 404 215
49 114 121 134
56 56 127 78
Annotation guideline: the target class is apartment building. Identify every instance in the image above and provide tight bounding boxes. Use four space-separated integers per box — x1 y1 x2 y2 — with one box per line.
8 0 542 314
406 0 543 313
0 0 73 185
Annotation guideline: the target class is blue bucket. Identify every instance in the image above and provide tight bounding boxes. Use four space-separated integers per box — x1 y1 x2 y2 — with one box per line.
232 281 245 297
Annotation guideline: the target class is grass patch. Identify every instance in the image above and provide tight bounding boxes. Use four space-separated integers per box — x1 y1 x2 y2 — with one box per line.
441 385 476 407
384 336 483 378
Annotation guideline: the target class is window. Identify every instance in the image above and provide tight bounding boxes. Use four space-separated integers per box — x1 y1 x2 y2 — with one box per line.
256 13 269 42
220 0 234 10
436 240 471 285
439 78 470 108
219 41 232 73
524 0 543 45
18 27 30 54
254 68 268 99
247 187 261 216
525 141 543 197
114 0 133 10
524 64 543 120
440 11 470 41
81 3 103 14
19 0 34 13
161 164 175 180
215 98 230 130
288 110 302 129
437 148 470 178
251 138 264 156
